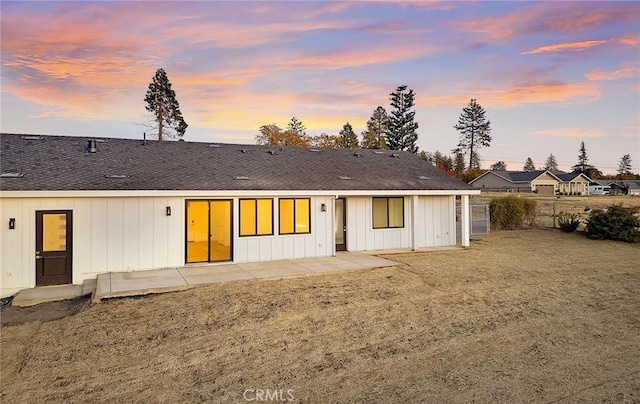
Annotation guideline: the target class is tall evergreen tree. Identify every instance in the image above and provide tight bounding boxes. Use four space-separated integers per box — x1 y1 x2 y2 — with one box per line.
340 122 359 148
523 157 536 171
453 152 466 178
544 154 558 171
571 142 602 178
386 85 419 153
617 154 632 177
490 161 507 171
361 106 389 149
572 141 591 174
286 117 308 138
453 98 492 170
144 68 188 140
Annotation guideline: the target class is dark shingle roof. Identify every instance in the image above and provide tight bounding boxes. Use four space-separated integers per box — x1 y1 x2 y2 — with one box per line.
482 170 552 183
0 134 473 192
552 171 591 182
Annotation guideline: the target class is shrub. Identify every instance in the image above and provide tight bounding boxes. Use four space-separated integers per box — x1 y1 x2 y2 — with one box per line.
585 204 640 242
557 212 581 233
490 195 537 230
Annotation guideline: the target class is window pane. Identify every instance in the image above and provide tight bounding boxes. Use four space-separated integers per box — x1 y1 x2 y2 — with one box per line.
279 199 294 234
43 214 67 251
257 199 273 235
388 198 404 227
240 199 256 236
372 198 388 228
210 200 232 261
186 201 209 263
295 199 310 233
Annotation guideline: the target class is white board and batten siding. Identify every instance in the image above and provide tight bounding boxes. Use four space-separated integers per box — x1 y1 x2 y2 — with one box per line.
1 194 458 296
1 197 184 291
233 195 334 263
344 195 456 251
0 195 334 295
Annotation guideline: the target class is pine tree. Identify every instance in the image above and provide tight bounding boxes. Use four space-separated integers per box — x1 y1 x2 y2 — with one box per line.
361 106 389 149
433 150 453 171
572 141 591 174
453 152 466 178
523 157 536 171
453 99 492 170
386 85 419 153
144 68 188 140
286 117 307 138
490 161 507 171
571 142 601 179
544 154 558 171
340 122 359 149
617 154 632 177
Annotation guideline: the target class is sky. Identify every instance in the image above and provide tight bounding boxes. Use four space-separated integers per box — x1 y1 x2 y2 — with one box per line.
1 1 639 175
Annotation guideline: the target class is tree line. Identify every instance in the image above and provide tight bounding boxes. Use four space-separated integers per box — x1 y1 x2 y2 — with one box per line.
487 142 637 180
143 68 636 181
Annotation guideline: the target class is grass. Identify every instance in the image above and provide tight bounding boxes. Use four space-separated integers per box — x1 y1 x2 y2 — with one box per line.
2 229 639 403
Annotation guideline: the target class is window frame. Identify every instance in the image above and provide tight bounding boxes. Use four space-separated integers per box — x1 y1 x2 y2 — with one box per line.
372 197 405 229
239 198 274 237
278 198 311 235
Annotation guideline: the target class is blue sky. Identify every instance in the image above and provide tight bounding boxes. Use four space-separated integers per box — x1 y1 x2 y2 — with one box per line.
1 1 639 174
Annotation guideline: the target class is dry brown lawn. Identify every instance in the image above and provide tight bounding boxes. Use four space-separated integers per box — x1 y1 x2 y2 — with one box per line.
2 229 639 403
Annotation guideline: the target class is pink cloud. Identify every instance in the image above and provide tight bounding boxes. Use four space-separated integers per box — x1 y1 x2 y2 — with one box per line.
586 61 640 81
420 82 601 107
454 3 639 40
521 40 608 55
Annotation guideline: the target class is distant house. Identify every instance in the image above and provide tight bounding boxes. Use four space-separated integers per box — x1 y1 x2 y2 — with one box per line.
0 133 480 297
553 172 591 195
468 170 561 195
608 180 640 196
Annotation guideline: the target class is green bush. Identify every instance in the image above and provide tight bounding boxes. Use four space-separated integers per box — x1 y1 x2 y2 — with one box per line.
557 212 581 232
585 204 640 242
490 195 537 230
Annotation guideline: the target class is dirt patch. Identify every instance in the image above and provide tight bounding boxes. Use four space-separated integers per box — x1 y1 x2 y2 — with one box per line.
0 295 91 327
1 229 639 403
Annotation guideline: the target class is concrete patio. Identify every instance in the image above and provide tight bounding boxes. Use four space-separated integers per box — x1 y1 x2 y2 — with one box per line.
11 252 399 306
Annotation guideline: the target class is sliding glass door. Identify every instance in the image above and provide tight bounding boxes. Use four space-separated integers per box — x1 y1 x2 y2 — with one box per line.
186 200 233 263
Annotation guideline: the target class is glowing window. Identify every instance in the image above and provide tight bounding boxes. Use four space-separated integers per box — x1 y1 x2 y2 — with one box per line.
279 198 311 235
240 199 273 237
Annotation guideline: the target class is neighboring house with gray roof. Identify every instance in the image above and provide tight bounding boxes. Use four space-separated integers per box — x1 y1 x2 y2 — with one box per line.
468 170 562 195
553 172 592 195
0 133 479 297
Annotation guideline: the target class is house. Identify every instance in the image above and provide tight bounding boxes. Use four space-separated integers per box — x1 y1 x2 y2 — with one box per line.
608 180 640 196
0 133 480 297
468 170 561 195
553 171 592 195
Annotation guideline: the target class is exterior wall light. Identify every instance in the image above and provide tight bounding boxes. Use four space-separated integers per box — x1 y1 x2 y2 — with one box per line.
166 206 172 216
320 203 326 212
9 218 15 229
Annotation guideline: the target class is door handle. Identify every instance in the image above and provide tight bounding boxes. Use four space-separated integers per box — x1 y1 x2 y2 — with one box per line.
36 255 43 259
